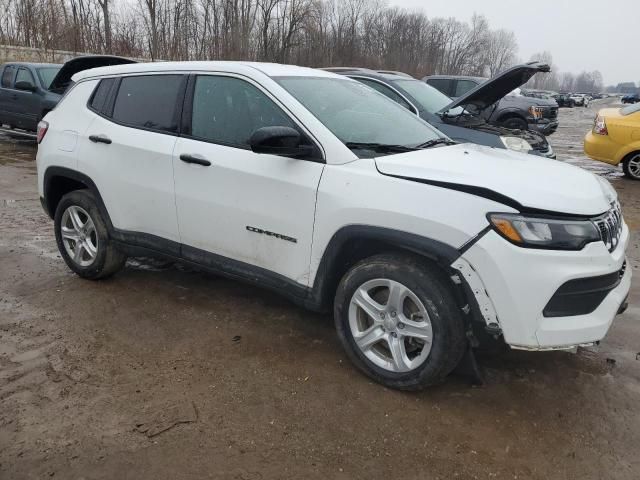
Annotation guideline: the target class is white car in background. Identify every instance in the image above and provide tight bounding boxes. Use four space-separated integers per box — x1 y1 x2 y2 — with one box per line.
36 62 630 390
571 94 590 107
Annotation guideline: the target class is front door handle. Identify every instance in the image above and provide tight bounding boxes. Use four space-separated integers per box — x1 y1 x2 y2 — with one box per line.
179 154 211 167
89 134 112 144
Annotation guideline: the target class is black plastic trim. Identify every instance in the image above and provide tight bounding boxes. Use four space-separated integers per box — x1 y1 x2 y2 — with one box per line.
543 264 625 317
459 225 491 254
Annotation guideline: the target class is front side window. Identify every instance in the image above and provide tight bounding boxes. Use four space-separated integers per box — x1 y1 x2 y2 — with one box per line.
356 78 414 112
112 75 184 133
1 66 16 88
190 75 298 147
276 76 443 151
37 67 61 89
15 68 35 87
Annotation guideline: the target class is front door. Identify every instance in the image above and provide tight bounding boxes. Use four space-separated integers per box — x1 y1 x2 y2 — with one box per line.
173 74 324 285
12 67 40 131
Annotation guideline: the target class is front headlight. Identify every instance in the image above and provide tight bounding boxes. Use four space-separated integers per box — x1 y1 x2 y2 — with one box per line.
528 106 544 119
500 136 532 152
488 213 600 250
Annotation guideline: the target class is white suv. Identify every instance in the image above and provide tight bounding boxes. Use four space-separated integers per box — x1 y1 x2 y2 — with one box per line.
36 62 631 390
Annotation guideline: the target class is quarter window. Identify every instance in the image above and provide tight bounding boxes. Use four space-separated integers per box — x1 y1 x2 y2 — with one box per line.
15 67 35 87
89 78 116 113
1 66 16 88
112 75 184 133
190 75 297 147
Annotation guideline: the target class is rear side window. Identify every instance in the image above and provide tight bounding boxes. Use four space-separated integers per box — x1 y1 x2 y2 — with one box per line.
426 78 453 96
89 78 116 113
454 79 478 97
112 75 184 133
1 66 16 88
356 78 415 112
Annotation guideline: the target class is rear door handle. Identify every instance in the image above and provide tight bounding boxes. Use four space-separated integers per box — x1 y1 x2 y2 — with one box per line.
179 154 211 167
89 134 112 144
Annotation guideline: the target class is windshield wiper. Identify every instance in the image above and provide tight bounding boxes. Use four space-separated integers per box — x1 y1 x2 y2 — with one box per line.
416 138 457 149
344 142 418 154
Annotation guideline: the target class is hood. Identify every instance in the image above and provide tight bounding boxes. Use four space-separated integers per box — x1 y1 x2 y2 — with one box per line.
49 55 137 94
438 62 551 114
375 143 612 216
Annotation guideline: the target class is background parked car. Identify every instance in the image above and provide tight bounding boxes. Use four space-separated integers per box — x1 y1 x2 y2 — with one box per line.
570 93 590 107
622 94 640 104
423 63 559 135
584 102 640 179
552 93 575 108
0 55 135 132
324 67 555 158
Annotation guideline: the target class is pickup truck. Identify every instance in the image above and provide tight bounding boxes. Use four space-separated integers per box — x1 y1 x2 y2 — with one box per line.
0 56 135 132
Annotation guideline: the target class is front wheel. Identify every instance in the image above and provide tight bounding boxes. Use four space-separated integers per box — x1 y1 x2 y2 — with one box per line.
501 116 528 131
334 253 466 390
623 152 640 180
54 190 127 279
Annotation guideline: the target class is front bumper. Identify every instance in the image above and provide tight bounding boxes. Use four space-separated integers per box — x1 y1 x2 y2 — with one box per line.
530 143 556 159
457 224 631 350
529 119 559 136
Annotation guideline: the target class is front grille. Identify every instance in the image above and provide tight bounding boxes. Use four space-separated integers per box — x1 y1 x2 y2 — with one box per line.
544 106 559 120
594 203 623 252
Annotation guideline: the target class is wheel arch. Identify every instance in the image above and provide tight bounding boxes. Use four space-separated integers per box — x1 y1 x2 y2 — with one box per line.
307 226 467 312
496 109 527 122
43 167 113 230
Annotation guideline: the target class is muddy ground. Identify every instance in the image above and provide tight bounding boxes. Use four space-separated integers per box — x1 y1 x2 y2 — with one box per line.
1 99 639 480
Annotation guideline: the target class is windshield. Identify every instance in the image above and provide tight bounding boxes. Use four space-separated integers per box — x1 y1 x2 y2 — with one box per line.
275 76 443 153
37 67 61 89
391 79 454 113
621 103 640 116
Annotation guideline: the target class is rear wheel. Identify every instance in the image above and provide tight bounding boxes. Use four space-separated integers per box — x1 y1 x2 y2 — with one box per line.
54 190 127 279
334 253 466 390
623 152 640 180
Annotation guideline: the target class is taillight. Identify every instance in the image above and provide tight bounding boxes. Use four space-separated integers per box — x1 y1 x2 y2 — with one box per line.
593 115 608 135
36 120 49 144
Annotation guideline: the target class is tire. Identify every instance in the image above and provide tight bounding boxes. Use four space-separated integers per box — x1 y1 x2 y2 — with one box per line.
54 190 127 279
622 152 640 181
334 253 467 390
501 116 528 131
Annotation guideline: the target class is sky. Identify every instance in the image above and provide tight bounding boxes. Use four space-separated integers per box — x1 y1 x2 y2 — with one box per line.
390 0 639 86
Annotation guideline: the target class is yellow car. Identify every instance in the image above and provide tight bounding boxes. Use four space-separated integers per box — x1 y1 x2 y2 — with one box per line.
584 103 640 179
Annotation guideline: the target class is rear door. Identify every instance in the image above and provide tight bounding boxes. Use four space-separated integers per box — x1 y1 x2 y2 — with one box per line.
12 67 40 131
79 74 185 249
0 65 17 126
172 73 324 284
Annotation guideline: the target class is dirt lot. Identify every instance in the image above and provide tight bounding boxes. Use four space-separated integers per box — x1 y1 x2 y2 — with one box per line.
1 99 639 480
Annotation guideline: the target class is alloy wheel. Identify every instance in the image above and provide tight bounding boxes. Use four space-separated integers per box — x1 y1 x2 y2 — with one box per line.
60 205 98 267
627 154 640 179
348 278 433 373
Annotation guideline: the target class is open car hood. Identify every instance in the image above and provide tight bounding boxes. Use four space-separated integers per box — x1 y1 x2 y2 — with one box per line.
438 62 551 114
375 143 612 216
49 55 137 94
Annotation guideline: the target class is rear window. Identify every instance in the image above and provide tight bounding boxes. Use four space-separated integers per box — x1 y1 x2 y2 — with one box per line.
454 79 478 97
89 78 116 113
112 75 184 133
621 103 640 116
1 65 16 88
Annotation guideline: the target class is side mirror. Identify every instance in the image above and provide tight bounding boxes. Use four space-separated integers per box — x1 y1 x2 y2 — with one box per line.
15 81 36 92
249 126 313 158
